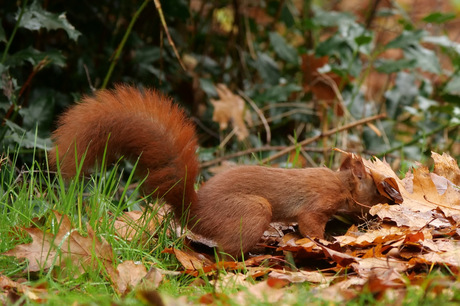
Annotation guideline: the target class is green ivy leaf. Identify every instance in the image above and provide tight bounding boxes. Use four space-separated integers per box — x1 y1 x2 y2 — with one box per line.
19 94 55 134
417 96 437 112
385 72 419 119
385 30 440 74
355 34 372 46
441 93 460 105
404 45 441 74
444 74 460 95
4 120 52 150
313 8 354 27
256 83 302 102
255 52 280 85
423 35 460 55
375 58 417 74
199 78 218 97
385 30 425 49
422 12 456 24
18 1 81 41
269 32 298 64
6 47 66 67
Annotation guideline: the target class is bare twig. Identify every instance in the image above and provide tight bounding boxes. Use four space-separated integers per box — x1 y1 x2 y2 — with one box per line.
201 146 325 168
261 113 387 164
238 90 271 143
153 0 186 71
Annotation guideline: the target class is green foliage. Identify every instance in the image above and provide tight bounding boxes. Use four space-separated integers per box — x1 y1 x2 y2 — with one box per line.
0 1 459 165
0 1 459 301
19 1 81 41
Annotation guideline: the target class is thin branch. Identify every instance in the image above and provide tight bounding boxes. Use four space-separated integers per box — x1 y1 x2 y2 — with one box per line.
201 145 325 168
238 90 271 144
153 0 186 71
377 122 460 158
261 113 387 164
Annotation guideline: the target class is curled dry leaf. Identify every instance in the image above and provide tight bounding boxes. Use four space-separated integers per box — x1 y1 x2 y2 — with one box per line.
362 157 403 203
268 270 332 284
111 261 165 295
163 247 213 271
112 261 149 295
314 277 366 303
0 274 48 303
317 243 358 267
431 152 460 186
2 211 114 275
365 155 460 228
113 209 159 241
351 257 408 280
335 226 410 248
233 279 286 305
210 84 249 141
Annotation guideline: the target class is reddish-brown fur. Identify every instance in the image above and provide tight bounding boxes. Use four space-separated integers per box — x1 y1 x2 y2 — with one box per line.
50 86 387 257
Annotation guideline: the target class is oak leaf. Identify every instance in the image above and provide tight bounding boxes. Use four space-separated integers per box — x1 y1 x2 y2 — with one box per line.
2 211 114 275
113 209 159 242
364 154 460 228
268 270 331 284
432 151 460 186
210 84 249 141
110 260 164 295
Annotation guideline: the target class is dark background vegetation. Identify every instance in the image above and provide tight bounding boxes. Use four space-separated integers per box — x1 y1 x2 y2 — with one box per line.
1 0 459 171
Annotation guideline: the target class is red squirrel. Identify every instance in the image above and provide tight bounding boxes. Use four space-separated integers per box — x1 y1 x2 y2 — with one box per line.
49 86 388 257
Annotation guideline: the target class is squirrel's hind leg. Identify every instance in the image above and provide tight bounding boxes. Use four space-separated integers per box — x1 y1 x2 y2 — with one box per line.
195 194 273 258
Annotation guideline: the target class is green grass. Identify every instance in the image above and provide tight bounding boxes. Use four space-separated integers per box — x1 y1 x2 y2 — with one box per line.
0 148 186 303
2 149 460 305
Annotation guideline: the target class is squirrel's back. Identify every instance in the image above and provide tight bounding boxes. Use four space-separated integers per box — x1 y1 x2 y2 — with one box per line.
49 86 199 208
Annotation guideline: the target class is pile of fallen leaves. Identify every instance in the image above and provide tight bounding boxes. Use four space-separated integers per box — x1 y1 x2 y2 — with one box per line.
1 152 460 304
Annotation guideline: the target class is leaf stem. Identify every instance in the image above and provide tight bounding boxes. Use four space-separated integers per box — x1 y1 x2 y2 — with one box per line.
1 0 29 64
101 0 149 89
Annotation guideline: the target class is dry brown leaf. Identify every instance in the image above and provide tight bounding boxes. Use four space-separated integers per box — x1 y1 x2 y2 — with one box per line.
314 277 365 303
365 155 460 229
301 54 346 116
244 6 274 26
335 227 409 248
420 247 460 267
432 152 460 186
408 167 460 216
143 267 165 289
268 270 332 284
233 279 286 305
110 261 165 295
163 247 213 271
112 261 149 295
210 84 249 141
0 274 48 303
370 204 451 228
113 210 158 241
2 211 114 275
318 243 358 267
351 257 409 279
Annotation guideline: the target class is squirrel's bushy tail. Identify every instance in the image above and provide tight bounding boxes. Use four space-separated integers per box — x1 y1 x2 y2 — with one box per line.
49 85 199 210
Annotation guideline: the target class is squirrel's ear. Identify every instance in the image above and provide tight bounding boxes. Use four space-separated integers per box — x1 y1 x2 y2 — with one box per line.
339 153 366 179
